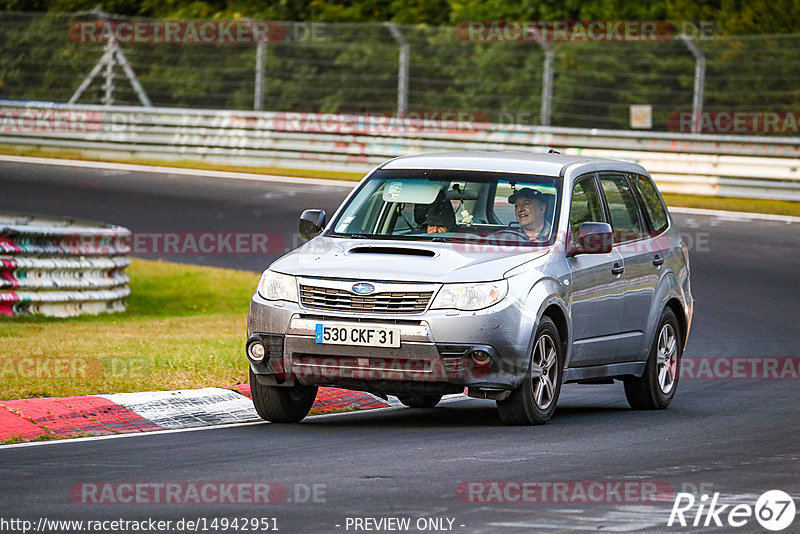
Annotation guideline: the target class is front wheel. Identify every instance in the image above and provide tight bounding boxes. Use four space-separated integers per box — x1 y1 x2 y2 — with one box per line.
250 369 318 423
397 394 443 408
624 308 682 410
497 316 563 425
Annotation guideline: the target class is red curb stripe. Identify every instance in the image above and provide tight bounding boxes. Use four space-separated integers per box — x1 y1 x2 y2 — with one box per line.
232 385 389 411
231 384 250 398
2 396 163 438
315 387 389 410
64 396 165 433
0 405 46 441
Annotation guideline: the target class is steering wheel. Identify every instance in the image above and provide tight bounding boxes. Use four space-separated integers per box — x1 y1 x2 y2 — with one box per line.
490 228 530 243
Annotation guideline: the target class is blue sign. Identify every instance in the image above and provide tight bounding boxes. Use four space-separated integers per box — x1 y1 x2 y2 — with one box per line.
315 324 323 343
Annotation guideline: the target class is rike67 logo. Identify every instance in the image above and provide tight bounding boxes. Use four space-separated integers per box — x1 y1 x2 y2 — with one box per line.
668 490 796 531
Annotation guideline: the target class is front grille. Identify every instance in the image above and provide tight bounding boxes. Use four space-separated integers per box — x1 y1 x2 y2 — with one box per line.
299 284 433 313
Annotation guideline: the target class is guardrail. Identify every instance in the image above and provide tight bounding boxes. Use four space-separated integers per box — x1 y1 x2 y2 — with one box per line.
0 212 130 317
2 101 800 201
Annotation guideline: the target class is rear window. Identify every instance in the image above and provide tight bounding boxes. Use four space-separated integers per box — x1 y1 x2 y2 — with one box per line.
631 174 669 234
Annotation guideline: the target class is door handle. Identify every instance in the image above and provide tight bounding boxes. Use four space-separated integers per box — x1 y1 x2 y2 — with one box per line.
653 255 664 266
611 263 624 275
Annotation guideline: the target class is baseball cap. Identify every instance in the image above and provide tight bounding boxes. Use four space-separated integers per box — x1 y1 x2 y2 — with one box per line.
508 187 547 204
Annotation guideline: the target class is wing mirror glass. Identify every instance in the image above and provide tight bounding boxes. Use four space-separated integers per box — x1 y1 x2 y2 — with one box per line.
568 222 613 256
299 209 326 240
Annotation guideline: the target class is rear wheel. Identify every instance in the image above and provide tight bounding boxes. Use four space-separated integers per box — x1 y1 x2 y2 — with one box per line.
624 308 681 410
250 369 318 423
497 316 563 425
397 394 443 408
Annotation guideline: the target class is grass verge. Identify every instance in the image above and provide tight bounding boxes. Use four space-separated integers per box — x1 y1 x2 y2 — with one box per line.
0 258 259 400
661 193 800 217
2 144 798 216
1 433 95 445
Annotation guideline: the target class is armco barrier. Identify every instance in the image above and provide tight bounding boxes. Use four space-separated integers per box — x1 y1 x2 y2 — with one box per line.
0 212 131 317
1 102 800 200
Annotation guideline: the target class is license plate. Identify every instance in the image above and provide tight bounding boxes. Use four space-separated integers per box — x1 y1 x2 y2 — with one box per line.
315 323 400 348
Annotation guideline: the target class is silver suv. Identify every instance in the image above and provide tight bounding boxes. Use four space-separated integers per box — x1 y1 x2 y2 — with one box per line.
246 152 693 425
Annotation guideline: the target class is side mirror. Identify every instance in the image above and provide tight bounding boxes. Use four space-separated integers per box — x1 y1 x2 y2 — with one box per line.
568 222 613 256
299 209 326 240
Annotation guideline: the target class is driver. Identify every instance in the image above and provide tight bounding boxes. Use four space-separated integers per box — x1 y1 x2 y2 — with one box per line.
508 188 551 241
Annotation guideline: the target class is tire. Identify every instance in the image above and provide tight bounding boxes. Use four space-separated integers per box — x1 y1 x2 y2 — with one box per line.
249 369 318 423
397 394 443 408
497 316 563 425
624 308 682 410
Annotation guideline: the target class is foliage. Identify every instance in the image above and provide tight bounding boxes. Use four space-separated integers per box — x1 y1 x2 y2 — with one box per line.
0 4 798 130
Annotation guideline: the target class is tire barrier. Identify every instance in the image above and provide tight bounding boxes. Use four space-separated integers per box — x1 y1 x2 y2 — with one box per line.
0 212 131 317
1 101 800 200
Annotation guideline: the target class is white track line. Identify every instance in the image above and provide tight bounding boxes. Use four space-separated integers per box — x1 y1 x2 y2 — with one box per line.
0 154 357 188
0 420 268 450
669 206 799 223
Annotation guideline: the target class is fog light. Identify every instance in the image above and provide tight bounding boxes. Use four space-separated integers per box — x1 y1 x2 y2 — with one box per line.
470 350 491 366
248 341 266 362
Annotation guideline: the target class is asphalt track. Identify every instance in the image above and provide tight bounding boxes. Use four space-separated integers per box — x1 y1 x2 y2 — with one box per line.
0 160 798 533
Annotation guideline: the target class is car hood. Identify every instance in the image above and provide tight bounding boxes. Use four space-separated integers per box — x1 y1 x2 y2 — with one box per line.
269 237 548 283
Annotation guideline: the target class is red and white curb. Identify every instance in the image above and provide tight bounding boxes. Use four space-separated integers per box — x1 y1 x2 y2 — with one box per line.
0 386 391 443
98 388 260 430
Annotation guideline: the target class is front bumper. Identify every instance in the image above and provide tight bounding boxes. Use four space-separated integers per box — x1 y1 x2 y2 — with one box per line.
247 293 537 395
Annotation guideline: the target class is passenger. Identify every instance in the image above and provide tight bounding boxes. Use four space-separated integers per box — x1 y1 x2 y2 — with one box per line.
423 196 456 233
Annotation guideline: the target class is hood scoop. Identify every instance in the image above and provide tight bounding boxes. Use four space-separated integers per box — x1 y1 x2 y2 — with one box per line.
348 246 436 257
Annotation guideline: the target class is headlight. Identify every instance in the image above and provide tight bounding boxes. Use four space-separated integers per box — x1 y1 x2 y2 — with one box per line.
257 270 298 302
431 280 508 311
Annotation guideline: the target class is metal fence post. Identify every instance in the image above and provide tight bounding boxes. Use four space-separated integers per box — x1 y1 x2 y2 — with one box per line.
69 9 151 107
680 35 706 134
384 22 409 117
255 40 266 111
102 38 115 106
537 40 554 126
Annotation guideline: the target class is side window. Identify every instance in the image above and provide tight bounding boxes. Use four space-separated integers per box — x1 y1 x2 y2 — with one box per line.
631 174 669 234
598 174 646 243
569 176 604 242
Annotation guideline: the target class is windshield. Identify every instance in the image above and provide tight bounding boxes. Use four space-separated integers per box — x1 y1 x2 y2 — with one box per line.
329 169 561 246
